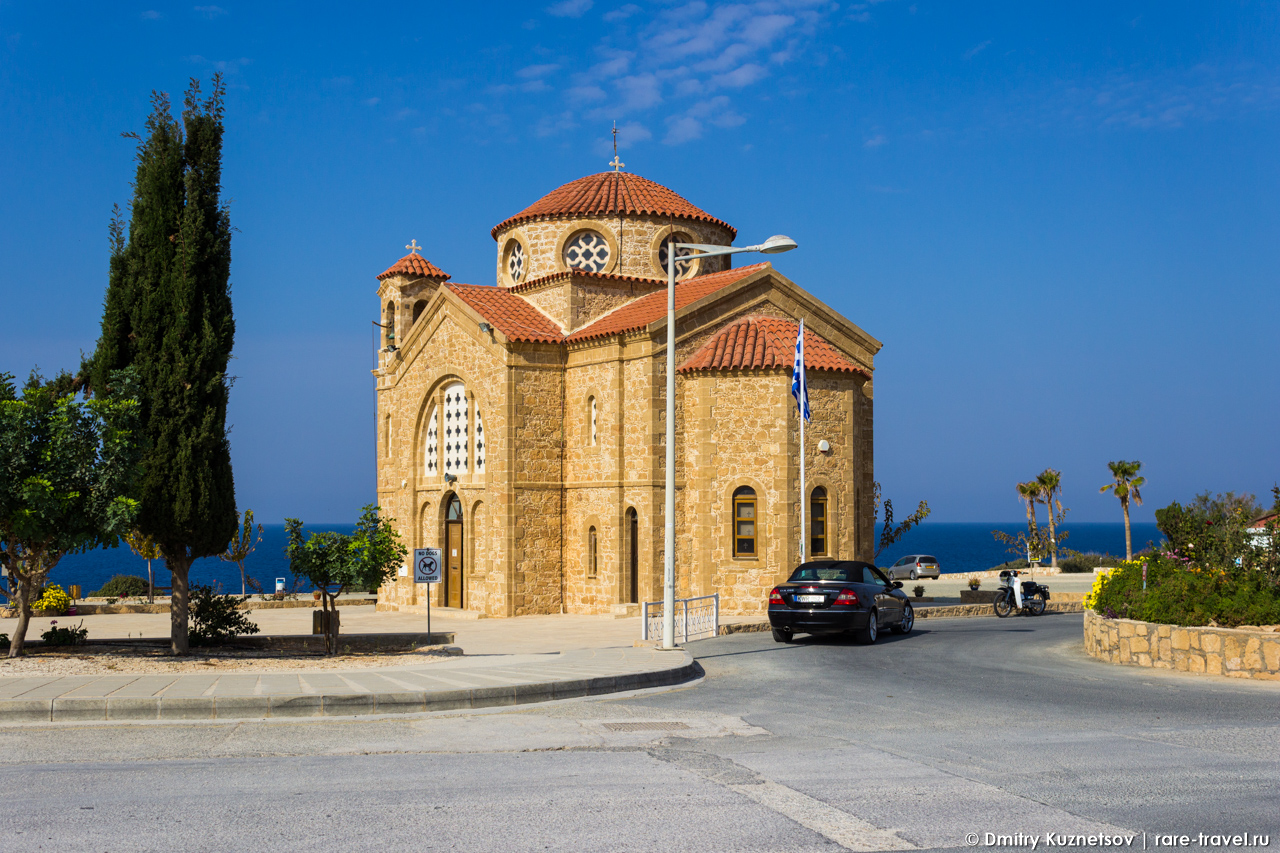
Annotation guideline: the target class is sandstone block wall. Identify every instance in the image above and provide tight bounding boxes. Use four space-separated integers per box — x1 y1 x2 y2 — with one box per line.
494 215 733 286
1083 609 1280 680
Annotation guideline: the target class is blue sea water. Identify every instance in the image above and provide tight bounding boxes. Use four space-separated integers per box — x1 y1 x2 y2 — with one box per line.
876 522 1163 573
41 521 1162 596
44 524 356 597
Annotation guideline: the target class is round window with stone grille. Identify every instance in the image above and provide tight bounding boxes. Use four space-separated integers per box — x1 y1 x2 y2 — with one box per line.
505 239 526 283
563 230 611 273
659 234 697 279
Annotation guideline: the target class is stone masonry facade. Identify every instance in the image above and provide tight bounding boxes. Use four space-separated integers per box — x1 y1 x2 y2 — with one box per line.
373 171 882 618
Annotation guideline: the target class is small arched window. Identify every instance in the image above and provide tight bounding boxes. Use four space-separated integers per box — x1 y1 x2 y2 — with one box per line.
588 526 599 578
588 396 598 446
385 301 396 346
810 487 828 557
447 495 463 520
733 486 758 558
412 299 427 324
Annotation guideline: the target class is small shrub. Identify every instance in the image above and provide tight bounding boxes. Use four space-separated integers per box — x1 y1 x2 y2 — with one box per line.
90 575 151 598
41 620 88 646
189 584 261 647
33 585 72 615
1059 552 1127 573
912 585 926 598
0 633 9 649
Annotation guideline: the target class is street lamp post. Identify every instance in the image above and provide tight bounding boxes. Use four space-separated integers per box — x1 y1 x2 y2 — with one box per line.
662 234 798 650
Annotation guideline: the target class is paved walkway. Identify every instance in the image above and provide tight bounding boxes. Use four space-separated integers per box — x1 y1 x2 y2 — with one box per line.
1 606 645 655
0 646 696 723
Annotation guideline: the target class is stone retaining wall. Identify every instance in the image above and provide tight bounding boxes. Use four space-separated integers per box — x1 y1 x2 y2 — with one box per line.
1083 609 1280 680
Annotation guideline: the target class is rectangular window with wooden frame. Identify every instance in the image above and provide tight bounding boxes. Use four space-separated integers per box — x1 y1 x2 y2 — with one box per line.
733 487 758 557
810 487 828 557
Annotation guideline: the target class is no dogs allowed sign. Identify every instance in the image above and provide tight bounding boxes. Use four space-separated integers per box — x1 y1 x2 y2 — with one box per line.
413 548 441 584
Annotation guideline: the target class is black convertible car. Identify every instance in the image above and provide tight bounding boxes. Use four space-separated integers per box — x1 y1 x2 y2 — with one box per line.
768 560 914 644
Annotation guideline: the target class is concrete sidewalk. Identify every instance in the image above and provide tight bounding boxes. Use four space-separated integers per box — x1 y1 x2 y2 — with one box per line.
0 646 697 723
1 606 645 655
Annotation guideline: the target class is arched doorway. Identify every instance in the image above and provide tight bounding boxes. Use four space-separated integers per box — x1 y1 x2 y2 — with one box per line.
445 494 464 608
626 508 639 604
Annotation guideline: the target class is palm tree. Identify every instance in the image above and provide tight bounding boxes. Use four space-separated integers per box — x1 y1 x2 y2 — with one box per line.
1036 469 1063 568
1016 480 1041 560
1100 460 1145 560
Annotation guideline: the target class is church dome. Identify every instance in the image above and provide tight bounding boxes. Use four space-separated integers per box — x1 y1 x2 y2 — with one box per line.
490 171 736 240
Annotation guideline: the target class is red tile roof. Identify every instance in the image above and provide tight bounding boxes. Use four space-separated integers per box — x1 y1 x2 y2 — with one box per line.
378 253 451 281
565 263 769 343
491 171 736 239
511 268 665 293
679 316 868 376
446 283 563 343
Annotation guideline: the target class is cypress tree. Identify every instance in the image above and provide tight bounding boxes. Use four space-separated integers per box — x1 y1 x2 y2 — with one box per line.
90 76 236 654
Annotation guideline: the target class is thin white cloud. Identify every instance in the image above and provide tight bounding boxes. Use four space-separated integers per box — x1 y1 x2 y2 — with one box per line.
517 0 836 144
664 115 703 144
140 10 161 19
603 4 640 22
363 97 380 107
193 5 227 18
518 63 560 79
711 63 768 89
964 40 992 60
546 0 592 18
864 134 887 148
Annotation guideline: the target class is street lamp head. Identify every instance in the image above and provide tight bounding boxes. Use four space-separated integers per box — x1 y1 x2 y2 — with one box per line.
758 234 798 254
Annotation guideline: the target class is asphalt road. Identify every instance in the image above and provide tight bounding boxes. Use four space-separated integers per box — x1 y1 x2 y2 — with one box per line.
1 613 1276 852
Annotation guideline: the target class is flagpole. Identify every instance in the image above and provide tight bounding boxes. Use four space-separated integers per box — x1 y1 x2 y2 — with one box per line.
799 320 806 565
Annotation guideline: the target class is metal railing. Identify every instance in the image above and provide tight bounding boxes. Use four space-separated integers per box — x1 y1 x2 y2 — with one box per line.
642 594 720 643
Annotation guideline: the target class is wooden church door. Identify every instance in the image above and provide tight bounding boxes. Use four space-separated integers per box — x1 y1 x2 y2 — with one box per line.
445 495 463 609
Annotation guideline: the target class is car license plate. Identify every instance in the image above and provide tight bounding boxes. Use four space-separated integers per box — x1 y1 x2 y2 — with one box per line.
796 594 825 603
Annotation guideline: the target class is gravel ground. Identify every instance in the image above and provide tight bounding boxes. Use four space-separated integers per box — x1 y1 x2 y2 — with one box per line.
0 644 456 676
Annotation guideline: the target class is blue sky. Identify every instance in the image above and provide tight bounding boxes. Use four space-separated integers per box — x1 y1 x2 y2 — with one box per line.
2 1 1278 525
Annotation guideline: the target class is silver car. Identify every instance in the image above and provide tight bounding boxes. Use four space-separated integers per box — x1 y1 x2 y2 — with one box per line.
885 554 941 580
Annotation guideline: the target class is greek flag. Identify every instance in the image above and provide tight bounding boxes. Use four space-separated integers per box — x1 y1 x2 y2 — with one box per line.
791 319 810 422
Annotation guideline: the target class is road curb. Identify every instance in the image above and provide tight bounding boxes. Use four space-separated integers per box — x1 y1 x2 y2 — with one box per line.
0 652 699 724
719 602 1085 635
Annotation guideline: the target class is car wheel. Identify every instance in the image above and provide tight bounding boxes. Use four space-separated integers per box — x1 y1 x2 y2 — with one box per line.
892 603 914 635
854 609 878 645
909 569 918 581
771 628 793 643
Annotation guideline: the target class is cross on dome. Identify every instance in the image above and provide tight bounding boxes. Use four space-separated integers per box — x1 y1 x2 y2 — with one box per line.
609 155 625 172
406 239 422 255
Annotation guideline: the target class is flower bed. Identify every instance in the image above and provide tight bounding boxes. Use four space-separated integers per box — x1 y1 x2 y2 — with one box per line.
1084 609 1280 679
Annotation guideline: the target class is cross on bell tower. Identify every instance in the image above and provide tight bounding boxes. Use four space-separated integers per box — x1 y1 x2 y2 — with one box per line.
610 121 624 171
406 239 422 255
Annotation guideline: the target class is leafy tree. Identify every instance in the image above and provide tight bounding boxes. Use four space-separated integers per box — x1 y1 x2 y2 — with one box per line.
285 505 406 654
1100 460 1145 560
86 77 237 654
0 370 143 656
221 509 263 599
125 529 163 602
871 481 931 559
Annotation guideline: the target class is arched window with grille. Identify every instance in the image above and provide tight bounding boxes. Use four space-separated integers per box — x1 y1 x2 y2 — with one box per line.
425 383 489 479
733 486 758 558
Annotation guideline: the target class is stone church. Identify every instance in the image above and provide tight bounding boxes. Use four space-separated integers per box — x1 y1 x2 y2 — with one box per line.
373 167 881 618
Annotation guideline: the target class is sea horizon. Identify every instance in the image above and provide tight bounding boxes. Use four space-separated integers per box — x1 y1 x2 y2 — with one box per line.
27 520 1164 599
